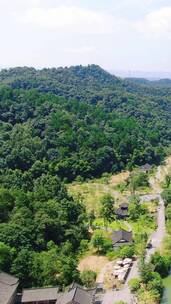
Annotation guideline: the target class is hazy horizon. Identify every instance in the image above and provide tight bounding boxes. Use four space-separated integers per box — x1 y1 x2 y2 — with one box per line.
1 64 171 80
0 0 171 72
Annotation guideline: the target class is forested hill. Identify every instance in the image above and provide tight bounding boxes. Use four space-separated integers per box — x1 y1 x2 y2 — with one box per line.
0 65 121 101
0 65 171 287
0 65 171 183
0 64 171 138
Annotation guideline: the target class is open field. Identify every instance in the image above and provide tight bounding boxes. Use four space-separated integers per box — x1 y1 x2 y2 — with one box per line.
93 218 130 231
68 179 152 214
78 255 109 274
110 171 130 185
68 171 131 213
68 181 121 214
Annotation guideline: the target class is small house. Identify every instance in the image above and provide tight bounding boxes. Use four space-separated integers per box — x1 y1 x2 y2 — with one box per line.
115 203 129 219
111 230 133 248
0 272 19 304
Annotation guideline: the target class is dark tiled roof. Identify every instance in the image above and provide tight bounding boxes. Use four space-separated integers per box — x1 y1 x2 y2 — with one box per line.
68 282 96 296
57 286 95 304
68 282 84 291
21 287 59 303
111 230 133 245
120 203 128 209
0 272 19 304
116 203 129 217
116 208 128 217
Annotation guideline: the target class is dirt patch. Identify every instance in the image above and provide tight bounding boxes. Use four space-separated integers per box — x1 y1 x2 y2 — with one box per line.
78 255 109 274
110 171 130 186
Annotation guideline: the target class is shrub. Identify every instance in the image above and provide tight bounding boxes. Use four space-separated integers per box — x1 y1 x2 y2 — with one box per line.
146 272 163 296
138 289 160 304
162 189 171 206
101 238 113 254
118 245 134 259
140 261 154 284
80 270 97 288
151 252 171 278
128 278 141 292
129 172 149 192
79 239 89 254
166 205 171 221
106 250 118 260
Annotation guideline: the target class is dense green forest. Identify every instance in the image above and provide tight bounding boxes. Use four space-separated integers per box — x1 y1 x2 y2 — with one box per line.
0 65 171 288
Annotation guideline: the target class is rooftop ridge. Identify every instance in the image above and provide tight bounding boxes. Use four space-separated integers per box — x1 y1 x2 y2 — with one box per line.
22 286 58 291
73 286 78 301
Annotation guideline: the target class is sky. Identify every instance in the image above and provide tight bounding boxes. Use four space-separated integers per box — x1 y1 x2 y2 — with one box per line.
0 0 171 74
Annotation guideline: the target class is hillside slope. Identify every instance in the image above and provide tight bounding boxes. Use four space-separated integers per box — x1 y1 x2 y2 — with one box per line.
0 65 171 184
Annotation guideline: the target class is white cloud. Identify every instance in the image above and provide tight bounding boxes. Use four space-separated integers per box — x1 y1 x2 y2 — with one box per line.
19 4 171 39
136 6 171 39
21 6 115 34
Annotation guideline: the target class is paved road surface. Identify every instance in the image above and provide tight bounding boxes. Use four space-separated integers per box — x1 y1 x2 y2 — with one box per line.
145 194 166 262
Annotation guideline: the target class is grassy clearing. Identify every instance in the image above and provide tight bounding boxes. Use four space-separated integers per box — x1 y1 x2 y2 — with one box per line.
68 170 153 214
68 172 130 214
110 171 130 185
68 180 120 214
93 218 129 231
78 255 109 274
130 216 156 235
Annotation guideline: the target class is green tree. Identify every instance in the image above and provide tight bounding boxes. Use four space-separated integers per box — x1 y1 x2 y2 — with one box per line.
0 242 12 271
151 252 171 278
11 248 33 286
91 231 112 254
100 194 115 224
0 188 15 222
129 172 149 193
88 210 95 228
91 231 105 254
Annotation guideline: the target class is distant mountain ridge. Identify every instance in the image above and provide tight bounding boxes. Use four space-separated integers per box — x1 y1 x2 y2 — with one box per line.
125 77 171 87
